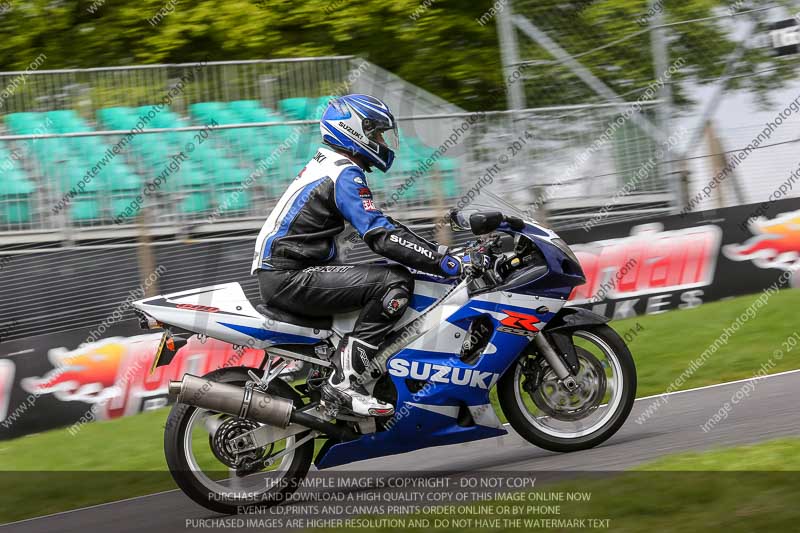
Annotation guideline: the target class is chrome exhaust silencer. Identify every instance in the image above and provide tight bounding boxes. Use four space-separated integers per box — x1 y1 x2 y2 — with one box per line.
168 374 293 428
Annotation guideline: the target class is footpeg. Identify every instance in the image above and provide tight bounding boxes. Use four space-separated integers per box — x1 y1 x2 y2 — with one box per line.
320 399 340 419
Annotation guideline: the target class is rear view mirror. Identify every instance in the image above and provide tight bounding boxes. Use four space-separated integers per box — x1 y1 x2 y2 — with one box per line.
448 209 471 231
505 215 525 231
469 212 503 234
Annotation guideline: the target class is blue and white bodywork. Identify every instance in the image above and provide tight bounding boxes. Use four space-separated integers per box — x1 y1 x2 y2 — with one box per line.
135 211 636 482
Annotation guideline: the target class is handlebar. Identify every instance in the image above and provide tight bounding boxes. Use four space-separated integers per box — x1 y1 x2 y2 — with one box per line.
457 234 507 286
457 230 537 290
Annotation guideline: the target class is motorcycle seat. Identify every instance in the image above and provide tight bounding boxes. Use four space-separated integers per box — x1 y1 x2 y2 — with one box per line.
256 304 332 330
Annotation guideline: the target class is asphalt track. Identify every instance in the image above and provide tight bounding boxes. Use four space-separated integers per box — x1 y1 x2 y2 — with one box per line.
5 370 800 533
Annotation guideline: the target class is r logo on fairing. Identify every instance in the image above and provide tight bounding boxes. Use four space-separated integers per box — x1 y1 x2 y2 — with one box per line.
387 359 499 389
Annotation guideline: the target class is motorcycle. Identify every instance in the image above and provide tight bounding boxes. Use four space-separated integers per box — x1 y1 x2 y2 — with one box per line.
132 210 636 514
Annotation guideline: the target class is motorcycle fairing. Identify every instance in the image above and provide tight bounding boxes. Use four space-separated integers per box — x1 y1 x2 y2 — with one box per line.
133 282 332 348
134 274 455 351
133 215 596 471
315 291 566 469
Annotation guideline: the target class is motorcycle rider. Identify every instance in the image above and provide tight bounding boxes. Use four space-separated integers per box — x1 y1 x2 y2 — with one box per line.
252 94 462 417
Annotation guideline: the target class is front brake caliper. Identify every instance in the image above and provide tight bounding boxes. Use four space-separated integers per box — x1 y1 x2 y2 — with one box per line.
521 356 545 394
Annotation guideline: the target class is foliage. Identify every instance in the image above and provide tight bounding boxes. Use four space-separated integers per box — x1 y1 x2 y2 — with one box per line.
0 1 797 111
513 0 799 107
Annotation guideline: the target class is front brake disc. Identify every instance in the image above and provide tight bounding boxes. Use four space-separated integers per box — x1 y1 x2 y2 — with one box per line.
530 347 607 421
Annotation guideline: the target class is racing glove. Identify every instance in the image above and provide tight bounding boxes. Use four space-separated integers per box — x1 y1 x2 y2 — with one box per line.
461 245 493 276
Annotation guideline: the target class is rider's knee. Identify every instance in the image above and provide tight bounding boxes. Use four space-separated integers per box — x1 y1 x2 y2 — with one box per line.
385 265 414 292
381 266 414 319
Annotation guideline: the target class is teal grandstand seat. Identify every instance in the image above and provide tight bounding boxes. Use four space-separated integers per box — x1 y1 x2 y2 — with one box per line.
435 157 460 198
189 102 227 122
209 159 252 213
134 106 160 129
205 157 240 182
46 110 88 133
231 105 278 126
228 100 261 114
108 171 143 222
97 107 135 129
167 118 195 146
0 170 35 225
190 142 223 164
5 112 41 133
173 163 212 214
50 161 103 222
30 138 70 164
242 107 276 123
5 112 54 145
71 136 107 160
278 97 317 120
150 109 180 129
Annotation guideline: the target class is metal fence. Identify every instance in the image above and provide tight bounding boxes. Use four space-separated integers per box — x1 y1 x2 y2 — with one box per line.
500 0 800 218
0 56 481 236
0 98 675 238
5 40 798 240
0 57 355 117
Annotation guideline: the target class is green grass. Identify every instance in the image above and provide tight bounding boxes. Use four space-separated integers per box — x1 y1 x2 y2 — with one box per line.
611 288 800 397
315 438 800 533
637 437 800 471
0 408 329 523
487 288 800 419
0 409 175 524
0 408 171 471
0 289 798 523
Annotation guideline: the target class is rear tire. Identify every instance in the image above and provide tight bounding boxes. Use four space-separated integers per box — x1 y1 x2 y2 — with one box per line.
498 325 636 453
164 367 314 514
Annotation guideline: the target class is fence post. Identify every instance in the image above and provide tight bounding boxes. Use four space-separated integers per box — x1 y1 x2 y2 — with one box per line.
649 0 676 212
136 210 159 297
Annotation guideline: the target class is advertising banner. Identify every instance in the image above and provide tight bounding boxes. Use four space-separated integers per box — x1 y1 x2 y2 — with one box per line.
0 320 267 440
562 197 800 318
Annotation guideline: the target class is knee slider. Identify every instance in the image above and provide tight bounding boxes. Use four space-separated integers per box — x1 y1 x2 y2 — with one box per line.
381 286 410 318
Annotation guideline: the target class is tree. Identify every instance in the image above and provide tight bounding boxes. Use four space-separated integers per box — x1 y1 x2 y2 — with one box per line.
506 0 799 108
0 0 796 111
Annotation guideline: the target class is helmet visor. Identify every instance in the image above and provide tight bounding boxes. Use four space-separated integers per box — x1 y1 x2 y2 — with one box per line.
364 118 399 151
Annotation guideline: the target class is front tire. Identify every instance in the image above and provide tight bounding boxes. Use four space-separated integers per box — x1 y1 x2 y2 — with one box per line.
498 325 636 453
164 366 314 514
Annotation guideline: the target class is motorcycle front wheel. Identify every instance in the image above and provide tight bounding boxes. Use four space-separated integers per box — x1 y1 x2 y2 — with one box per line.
164 366 314 514
498 324 636 453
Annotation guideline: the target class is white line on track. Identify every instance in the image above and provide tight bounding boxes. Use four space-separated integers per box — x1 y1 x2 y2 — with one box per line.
4 368 800 527
633 367 800 401
0 488 181 528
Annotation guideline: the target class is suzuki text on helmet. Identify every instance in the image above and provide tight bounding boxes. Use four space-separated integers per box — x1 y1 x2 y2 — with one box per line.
320 94 399 172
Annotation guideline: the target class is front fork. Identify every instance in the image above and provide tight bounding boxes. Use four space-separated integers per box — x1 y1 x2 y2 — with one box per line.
529 307 609 393
533 333 579 391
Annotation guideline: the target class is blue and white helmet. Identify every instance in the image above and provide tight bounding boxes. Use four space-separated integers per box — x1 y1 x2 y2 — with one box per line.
320 94 399 172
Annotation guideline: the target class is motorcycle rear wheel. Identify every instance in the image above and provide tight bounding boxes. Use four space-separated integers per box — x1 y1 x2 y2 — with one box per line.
164 366 314 514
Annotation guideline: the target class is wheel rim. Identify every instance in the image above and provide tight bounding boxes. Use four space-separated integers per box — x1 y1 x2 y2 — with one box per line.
182 406 296 500
513 330 624 439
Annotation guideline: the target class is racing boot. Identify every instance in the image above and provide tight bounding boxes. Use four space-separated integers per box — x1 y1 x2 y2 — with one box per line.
321 335 395 417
